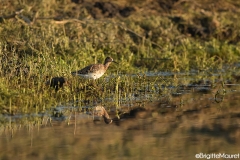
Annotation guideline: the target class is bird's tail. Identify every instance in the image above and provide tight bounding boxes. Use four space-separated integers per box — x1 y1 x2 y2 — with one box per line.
71 71 77 76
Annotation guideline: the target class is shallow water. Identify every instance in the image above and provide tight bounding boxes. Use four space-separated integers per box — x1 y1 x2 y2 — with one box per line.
1 99 240 160
1 70 240 160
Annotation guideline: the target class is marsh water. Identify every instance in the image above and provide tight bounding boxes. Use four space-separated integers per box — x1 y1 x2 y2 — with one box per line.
1 70 240 160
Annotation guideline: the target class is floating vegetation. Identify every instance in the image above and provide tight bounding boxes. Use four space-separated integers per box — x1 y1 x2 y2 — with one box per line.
0 69 239 126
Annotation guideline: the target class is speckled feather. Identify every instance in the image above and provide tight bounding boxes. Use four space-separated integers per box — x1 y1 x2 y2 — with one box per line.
71 57 116 80
76 63 106 75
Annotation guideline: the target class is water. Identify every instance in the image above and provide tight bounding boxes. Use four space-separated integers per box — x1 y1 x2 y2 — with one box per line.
1 98 240 160
0 70 240 160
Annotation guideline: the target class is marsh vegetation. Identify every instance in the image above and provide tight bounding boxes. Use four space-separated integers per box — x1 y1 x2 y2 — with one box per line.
0 0 240 159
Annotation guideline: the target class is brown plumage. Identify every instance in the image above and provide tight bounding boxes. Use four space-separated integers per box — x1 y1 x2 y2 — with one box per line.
71 57 117 80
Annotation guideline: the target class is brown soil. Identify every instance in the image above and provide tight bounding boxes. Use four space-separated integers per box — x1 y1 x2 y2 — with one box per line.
65 0 240 43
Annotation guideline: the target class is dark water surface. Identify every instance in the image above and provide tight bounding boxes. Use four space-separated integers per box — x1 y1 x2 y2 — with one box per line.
1 70 240 160
1 102 240 160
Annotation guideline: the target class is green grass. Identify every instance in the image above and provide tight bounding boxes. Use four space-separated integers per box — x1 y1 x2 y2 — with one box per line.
0 0 239 116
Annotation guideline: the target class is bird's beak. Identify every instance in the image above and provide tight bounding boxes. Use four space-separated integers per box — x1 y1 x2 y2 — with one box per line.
113 61 118 64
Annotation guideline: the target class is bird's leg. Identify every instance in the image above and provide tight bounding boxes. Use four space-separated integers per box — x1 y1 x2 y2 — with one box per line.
91 79 102 91
92 80 98 88
85 79 96 90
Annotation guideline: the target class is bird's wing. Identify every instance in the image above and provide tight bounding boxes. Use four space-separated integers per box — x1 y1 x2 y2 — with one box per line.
77 64 103 74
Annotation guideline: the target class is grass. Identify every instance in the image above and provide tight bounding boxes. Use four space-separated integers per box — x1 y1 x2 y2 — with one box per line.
0 0 239 118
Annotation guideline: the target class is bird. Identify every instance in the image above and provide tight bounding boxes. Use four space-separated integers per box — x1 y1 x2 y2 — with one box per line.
71 57 117 80
93 105 113 124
